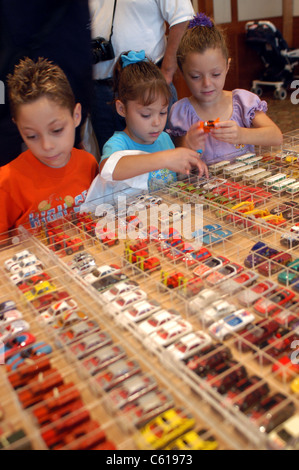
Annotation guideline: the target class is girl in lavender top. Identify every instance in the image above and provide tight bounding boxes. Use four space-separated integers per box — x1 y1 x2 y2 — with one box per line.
167 14 283 165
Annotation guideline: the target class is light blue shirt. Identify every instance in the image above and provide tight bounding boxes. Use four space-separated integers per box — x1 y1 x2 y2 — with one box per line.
102 131 177 190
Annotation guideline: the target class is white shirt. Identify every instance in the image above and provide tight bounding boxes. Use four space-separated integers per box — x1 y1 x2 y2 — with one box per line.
89 0 194 79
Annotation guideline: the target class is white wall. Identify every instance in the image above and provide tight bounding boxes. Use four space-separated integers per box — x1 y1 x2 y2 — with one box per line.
213 0 232 23
237 0 282 21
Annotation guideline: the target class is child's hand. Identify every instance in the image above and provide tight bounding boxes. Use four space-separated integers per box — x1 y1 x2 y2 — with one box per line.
185 122 206 152
163 148 209 178
210 120 242 145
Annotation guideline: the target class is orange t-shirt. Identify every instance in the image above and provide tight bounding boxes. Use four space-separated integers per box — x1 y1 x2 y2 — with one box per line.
0 148 98 234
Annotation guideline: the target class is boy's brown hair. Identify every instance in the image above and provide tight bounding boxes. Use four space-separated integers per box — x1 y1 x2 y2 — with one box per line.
177 18 229 70
113 51 171 107
7 57 75 119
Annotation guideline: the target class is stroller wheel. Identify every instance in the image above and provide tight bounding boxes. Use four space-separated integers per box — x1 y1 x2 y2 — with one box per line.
274 88 287 100
251 86 263 97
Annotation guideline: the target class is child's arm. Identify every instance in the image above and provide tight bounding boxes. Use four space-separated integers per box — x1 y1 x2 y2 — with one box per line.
173 123 207 153
210 111 283 147
100 147 209 179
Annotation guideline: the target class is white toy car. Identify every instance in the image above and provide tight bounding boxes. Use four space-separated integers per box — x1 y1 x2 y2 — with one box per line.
100 280 139 304
109 289 148 317
188 289 217 314
38 298 78 325
147 319 193 350
208 310 255 341
10 265 43 285
0 309 23 328
268 415 299 450
9 254 43 274
0 319 30 343
82 264 121 284
137 309 181 337
119 299 161 326
4 249 32 271
166 331 212 361
200 299 236 325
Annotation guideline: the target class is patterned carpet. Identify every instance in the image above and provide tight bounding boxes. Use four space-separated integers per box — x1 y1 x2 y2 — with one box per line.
262 89 299 135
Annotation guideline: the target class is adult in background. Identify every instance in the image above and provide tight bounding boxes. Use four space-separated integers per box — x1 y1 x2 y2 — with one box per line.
0 0 92 166
89 0 195 156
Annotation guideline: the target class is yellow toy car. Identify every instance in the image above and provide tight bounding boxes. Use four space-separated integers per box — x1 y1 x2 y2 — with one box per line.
24 280 56 302
135 407 195 450
165 429 218 450
290 376 299 394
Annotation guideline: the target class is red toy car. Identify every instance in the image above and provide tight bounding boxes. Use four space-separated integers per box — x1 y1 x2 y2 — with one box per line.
253 288 295 316
257 252 292 276
235 319 280 353
225 375 270 413
247 392 295 434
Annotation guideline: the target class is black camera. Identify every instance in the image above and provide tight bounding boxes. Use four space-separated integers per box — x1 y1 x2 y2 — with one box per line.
92 37 115 64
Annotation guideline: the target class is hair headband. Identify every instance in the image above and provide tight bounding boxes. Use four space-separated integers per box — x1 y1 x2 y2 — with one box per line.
188 13 213 29
121 50 148 68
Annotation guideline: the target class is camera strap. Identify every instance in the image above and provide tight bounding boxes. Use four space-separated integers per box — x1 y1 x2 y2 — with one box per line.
108 0 117 42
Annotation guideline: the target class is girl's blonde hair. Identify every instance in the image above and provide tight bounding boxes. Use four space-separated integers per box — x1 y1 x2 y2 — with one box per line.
7 57 75 119
113 51 171 107
177 17 229 70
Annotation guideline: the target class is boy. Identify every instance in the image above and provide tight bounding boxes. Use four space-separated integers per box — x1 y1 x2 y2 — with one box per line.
0 57 98 234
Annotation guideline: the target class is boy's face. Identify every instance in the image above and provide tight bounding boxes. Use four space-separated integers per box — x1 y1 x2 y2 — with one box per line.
15 97 81 168
116 94 168 145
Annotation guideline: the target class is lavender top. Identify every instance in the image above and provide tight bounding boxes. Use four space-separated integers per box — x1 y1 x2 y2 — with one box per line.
167 89 268 165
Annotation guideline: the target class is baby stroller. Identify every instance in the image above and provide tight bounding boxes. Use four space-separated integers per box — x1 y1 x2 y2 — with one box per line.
245 20 299 100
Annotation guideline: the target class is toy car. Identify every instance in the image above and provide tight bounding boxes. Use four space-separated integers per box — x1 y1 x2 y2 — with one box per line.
258 328 298 365
218 270 259 295
147 319 193 351
165 429 218 450
91 271 128 293
268 415 299 450
166 331 212 361
244 241 279 268
31 290 70 312
0 320 30 343
281 225 299 248
121 389 174 429
108 289 148 317
199 299 236 325
68 331 113 360
235 319 280 353
208 310 255 341
0 333 36 360
106 374 158 412
199 118 220 133
6 341 53 372
271 354 299 381
24 280 57 302
99 280 139 303
205 262 243 286
16 272 51 293
118 299 161 326
0 308 23 328
51 309 89 330
181 247 211 267
135 407 195 450
247 392 295 434
94 359 141 392
0 300 16 314
37 298 78 325
82 345 127 376
205 360 248 395
257 252 292 276
10 265 43 285
18 367 64 409
224 375 270 413
278 258 299 285
253 288 295 316
4 249 32 271
188 288 217 314
9 254 43 274
237 279 277 307
193 255 229 278
55 319 100 348
186 343 232 377
137 309 181 337
7 356 51 389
